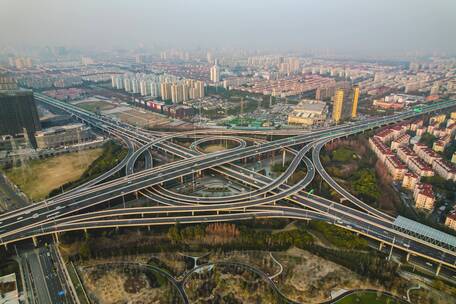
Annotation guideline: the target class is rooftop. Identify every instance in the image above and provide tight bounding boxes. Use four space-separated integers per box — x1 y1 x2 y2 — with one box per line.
393 216 456 250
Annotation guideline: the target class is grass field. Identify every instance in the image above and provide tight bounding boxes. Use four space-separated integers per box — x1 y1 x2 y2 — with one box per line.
335 291 402 304
5 149 103 201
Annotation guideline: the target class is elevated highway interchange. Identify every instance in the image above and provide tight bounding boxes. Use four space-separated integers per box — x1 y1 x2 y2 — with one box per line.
1 93 456 279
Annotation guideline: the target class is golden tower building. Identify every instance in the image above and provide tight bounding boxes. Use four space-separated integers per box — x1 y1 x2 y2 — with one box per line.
351 85 360 118
332 88 344 123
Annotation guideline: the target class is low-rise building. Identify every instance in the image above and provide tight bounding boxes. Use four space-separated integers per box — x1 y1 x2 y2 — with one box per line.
397 146 417 164
35 123 94 149
374 129 395 143
287 99 327 126
430 114 446 124
413 183 435 210
369 137 394 163
408 157 434 177
445 209 456 230
416 126 426 136
432 159 456 181
413 143 441 164
410 119 424 131
402 171 419 190
385 155 407 180
391 134 410 150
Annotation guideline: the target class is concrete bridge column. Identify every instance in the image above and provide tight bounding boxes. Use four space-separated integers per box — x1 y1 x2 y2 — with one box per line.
436 263 442 276
115 226 119 232
180 176 184 184
282 149 286 167
406 252 411 262
379 242 384 251
216 210 219 215
54 232 60 244
147 226 151 231
135 191 139 200
32 236 37 247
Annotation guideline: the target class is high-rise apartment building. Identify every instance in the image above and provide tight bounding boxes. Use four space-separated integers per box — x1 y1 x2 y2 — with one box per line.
332 89 345 123
351 85 360 118
160 82 172 101
332 85 360 123
210 61 220 83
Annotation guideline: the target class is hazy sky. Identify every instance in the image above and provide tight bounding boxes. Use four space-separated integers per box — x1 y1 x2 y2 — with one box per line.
1 0 455 55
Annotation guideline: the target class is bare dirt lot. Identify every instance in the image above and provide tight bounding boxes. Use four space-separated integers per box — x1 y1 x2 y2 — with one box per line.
112 109 171 128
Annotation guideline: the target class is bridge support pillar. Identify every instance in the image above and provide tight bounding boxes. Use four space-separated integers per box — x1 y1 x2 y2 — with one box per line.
192 211 194 216
32 236 37 247
3 243 7 251
282 150 286 167
147 226 151 231
406 252 410 262
115 226 119 232
379 242 384 251
216 210 219 215
141 213 144 218
135 191 139 200
54 232 60 244
436 263 442 276
180 176 184 184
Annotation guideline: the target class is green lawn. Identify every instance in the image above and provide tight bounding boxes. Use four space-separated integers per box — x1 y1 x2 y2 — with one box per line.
335 291 403 304
332 147 356 162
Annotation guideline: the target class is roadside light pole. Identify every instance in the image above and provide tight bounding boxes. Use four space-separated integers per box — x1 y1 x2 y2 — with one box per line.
388 236 396 261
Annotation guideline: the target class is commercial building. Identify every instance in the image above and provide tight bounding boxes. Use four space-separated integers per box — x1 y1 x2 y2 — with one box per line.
287 99 327 126
0 77 41 148
35 123 94 149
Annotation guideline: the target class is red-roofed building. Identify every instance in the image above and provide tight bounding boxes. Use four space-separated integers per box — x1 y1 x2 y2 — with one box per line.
432 159 456 181
410 119 424 131
391 134 410 150
413 183 435 210
445 209 456 230
397 146 417 164
369 137 394 162
413 143 442 164
402 171 419 190
385 155 407 180
408 157 434 177
416 126 427 136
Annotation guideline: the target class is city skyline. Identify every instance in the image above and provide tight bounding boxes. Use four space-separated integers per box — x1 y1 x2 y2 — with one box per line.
1 0 456 57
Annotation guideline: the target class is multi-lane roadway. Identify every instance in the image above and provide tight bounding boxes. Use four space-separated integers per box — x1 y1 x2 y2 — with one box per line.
1 94 456 279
